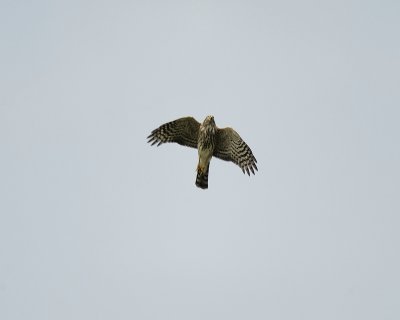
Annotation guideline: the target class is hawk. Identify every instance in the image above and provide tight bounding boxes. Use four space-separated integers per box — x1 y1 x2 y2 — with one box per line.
147 115 257 189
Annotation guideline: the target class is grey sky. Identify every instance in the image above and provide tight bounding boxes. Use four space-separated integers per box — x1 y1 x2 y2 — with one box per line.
1 1 399 319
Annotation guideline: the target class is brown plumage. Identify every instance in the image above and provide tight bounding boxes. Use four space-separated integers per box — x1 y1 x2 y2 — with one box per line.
147 115 257 189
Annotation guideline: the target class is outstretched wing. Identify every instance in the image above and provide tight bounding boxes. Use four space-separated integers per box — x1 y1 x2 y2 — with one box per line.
213 127 258 175
147 117 200 149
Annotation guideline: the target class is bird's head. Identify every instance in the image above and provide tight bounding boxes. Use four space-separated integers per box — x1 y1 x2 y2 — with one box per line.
203 115 215 126
201 115 216 134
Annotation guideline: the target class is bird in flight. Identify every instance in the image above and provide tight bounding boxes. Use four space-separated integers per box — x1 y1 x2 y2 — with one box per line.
147 115 257 189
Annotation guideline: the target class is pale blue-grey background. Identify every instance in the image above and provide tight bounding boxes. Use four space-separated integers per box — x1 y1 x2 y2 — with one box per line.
1 1 399 319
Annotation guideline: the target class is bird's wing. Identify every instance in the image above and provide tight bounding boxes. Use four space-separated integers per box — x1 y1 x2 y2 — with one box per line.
213 127 258 175
147 117 200 149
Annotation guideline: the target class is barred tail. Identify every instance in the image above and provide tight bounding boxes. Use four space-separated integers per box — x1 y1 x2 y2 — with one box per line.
195 163 210 189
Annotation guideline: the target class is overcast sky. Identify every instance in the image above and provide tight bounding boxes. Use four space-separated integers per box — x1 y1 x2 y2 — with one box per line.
1 1 399 319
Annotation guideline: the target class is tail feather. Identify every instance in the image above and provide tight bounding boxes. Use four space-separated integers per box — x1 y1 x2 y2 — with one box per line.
195 163 210 189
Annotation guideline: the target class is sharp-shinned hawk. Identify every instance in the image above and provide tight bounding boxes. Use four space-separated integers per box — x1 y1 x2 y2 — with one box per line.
147 115 257 189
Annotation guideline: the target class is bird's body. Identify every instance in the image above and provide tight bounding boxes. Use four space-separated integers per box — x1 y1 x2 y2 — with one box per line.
147 115 257 189
196 116 217 188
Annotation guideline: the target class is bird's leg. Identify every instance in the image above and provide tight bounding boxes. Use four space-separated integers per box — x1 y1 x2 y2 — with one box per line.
197 160 204 174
